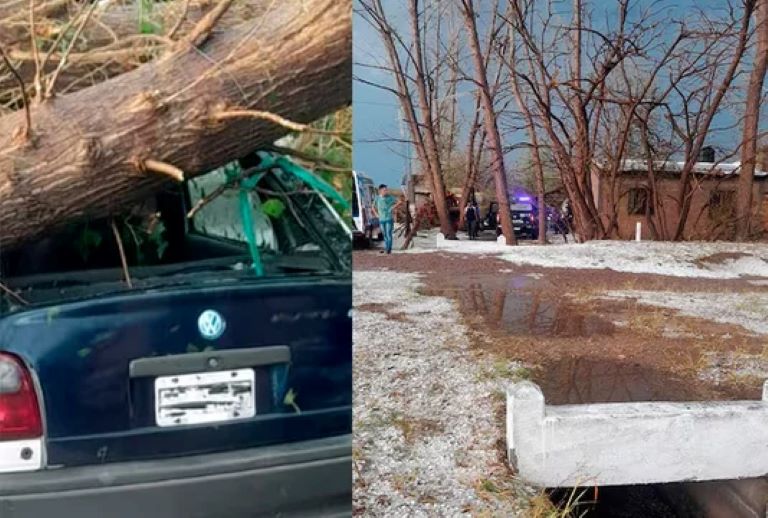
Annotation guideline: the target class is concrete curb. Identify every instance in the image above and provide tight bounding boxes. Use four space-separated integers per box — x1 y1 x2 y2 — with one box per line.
506 380 768 487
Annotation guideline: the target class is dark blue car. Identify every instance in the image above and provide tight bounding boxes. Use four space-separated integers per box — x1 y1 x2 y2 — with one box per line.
0 155 352 517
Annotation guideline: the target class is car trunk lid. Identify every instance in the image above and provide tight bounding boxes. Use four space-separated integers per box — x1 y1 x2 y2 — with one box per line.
0 276 351 467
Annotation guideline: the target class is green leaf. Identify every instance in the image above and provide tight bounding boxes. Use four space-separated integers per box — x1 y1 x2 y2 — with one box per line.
261 198 286 219
139 20 160 35
283 388 301 413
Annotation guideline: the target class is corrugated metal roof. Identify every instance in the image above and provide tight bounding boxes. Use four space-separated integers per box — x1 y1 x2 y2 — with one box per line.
616 159 768 177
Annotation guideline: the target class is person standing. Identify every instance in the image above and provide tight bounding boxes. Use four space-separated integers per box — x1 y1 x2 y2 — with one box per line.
472 201 481 238
373 184 400 254
464 202 477 240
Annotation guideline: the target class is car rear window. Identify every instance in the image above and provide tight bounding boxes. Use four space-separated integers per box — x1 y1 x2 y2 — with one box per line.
0 153 351 313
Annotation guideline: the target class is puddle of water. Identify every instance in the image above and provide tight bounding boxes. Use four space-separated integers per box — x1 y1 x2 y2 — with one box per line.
426 273 760 517
427 275 616 338
536 357 704 405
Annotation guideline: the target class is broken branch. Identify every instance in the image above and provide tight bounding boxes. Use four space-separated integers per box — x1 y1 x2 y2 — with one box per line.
0 280 29 306
167 0 191 39
0 44 31 140
111 219 133 289
143 159 185 182
215 109 350 136
185 0 235 47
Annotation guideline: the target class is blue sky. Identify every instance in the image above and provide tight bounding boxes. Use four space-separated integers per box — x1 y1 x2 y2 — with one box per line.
352 4 410 186
352 0 751 187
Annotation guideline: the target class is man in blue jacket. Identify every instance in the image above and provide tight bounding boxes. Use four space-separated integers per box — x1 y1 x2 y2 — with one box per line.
373 184 401 254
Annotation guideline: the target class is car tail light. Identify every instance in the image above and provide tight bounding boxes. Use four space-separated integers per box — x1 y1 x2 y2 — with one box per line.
0 353 42 440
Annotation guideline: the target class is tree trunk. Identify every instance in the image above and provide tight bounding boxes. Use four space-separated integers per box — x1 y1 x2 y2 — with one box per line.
460 0 516 245
458 91 482 231
0 0 351 250
508 38 547 244
737 0 768 239
408 0 455 239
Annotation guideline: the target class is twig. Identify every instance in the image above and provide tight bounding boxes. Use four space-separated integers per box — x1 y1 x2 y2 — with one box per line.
268 144 351 172
39 0 88 72
143 159 184 182
184 0 234 47
44 0 99 98
187 183 229 218
111 219 133 288
167 0 190 39
0 45 31 140
28 0 42 101
214 110 350 136
14 44 165 66
0 281 28 306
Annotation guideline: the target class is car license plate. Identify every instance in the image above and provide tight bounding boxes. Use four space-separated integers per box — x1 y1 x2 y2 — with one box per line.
154 368 255 427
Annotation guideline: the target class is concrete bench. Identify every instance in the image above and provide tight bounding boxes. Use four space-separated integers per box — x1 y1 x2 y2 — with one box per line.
506 380 768 487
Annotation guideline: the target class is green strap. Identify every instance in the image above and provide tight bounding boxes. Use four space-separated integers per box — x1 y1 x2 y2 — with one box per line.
255 152 350 210
239 173 265 276
216 151 347 276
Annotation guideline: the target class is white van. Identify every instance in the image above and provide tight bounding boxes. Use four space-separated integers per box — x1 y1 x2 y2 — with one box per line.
352 171 381 247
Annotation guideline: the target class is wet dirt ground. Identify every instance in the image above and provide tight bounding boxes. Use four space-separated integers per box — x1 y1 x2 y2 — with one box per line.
355 249 768 517
356 250 767 404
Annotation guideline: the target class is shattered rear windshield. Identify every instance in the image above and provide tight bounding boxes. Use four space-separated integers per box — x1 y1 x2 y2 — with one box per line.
0 153 351 313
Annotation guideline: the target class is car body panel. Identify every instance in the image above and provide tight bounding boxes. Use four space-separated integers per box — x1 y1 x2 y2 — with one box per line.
0 434 352 518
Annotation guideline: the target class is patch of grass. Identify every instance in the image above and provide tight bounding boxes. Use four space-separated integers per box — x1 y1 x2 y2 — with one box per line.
527 487 590 518
482 360 532 381
511 365 533 380
479 479 501 494
625 310 670 337
390 472 417 493
388 412 443 444
489 389 506 404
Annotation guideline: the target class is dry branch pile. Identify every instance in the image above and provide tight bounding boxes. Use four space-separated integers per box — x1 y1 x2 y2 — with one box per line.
0 0 352 250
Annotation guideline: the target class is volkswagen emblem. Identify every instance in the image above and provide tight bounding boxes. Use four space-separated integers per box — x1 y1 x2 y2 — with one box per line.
198 310 226 340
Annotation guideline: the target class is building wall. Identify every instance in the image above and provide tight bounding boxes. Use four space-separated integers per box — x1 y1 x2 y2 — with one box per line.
596 173 768 240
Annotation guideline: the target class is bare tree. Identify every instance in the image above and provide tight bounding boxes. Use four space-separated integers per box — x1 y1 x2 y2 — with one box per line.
458 0 517 244
506 29 547 243
501 0 758 242
357 0 456 240
737 0 768 239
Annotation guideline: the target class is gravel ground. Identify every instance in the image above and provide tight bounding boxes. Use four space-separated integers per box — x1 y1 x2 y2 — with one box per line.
353 270 535 516
398 228 768 279
603 290 768 335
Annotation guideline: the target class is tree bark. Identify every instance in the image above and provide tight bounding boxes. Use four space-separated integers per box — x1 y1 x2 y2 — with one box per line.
737 0 768 239
459 0 516 245
0 0 351 250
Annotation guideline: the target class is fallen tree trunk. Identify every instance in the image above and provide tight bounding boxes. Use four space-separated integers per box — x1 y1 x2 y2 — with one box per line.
0 0 351 250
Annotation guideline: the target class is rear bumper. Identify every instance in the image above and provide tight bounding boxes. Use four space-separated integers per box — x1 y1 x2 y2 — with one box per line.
0 434 351 518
